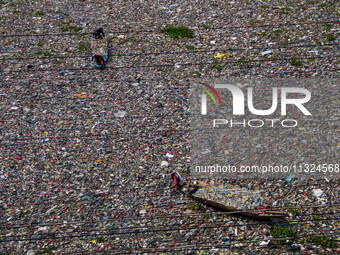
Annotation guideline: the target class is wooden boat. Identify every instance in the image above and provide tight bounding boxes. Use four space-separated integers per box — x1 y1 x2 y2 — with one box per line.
183 181 287 219
90 37 109 68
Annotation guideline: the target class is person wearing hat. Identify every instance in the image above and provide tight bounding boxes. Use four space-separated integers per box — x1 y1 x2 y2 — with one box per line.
171 171 186 189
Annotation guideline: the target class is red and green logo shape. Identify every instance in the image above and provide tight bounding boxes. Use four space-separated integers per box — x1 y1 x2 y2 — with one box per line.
199 83 222 115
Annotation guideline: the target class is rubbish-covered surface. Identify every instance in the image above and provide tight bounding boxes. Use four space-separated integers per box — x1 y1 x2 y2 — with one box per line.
0 0 339 254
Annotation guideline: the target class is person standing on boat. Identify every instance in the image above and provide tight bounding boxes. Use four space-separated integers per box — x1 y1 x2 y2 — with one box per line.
92 55 104 66
93 27 105 39
171 171 186 189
